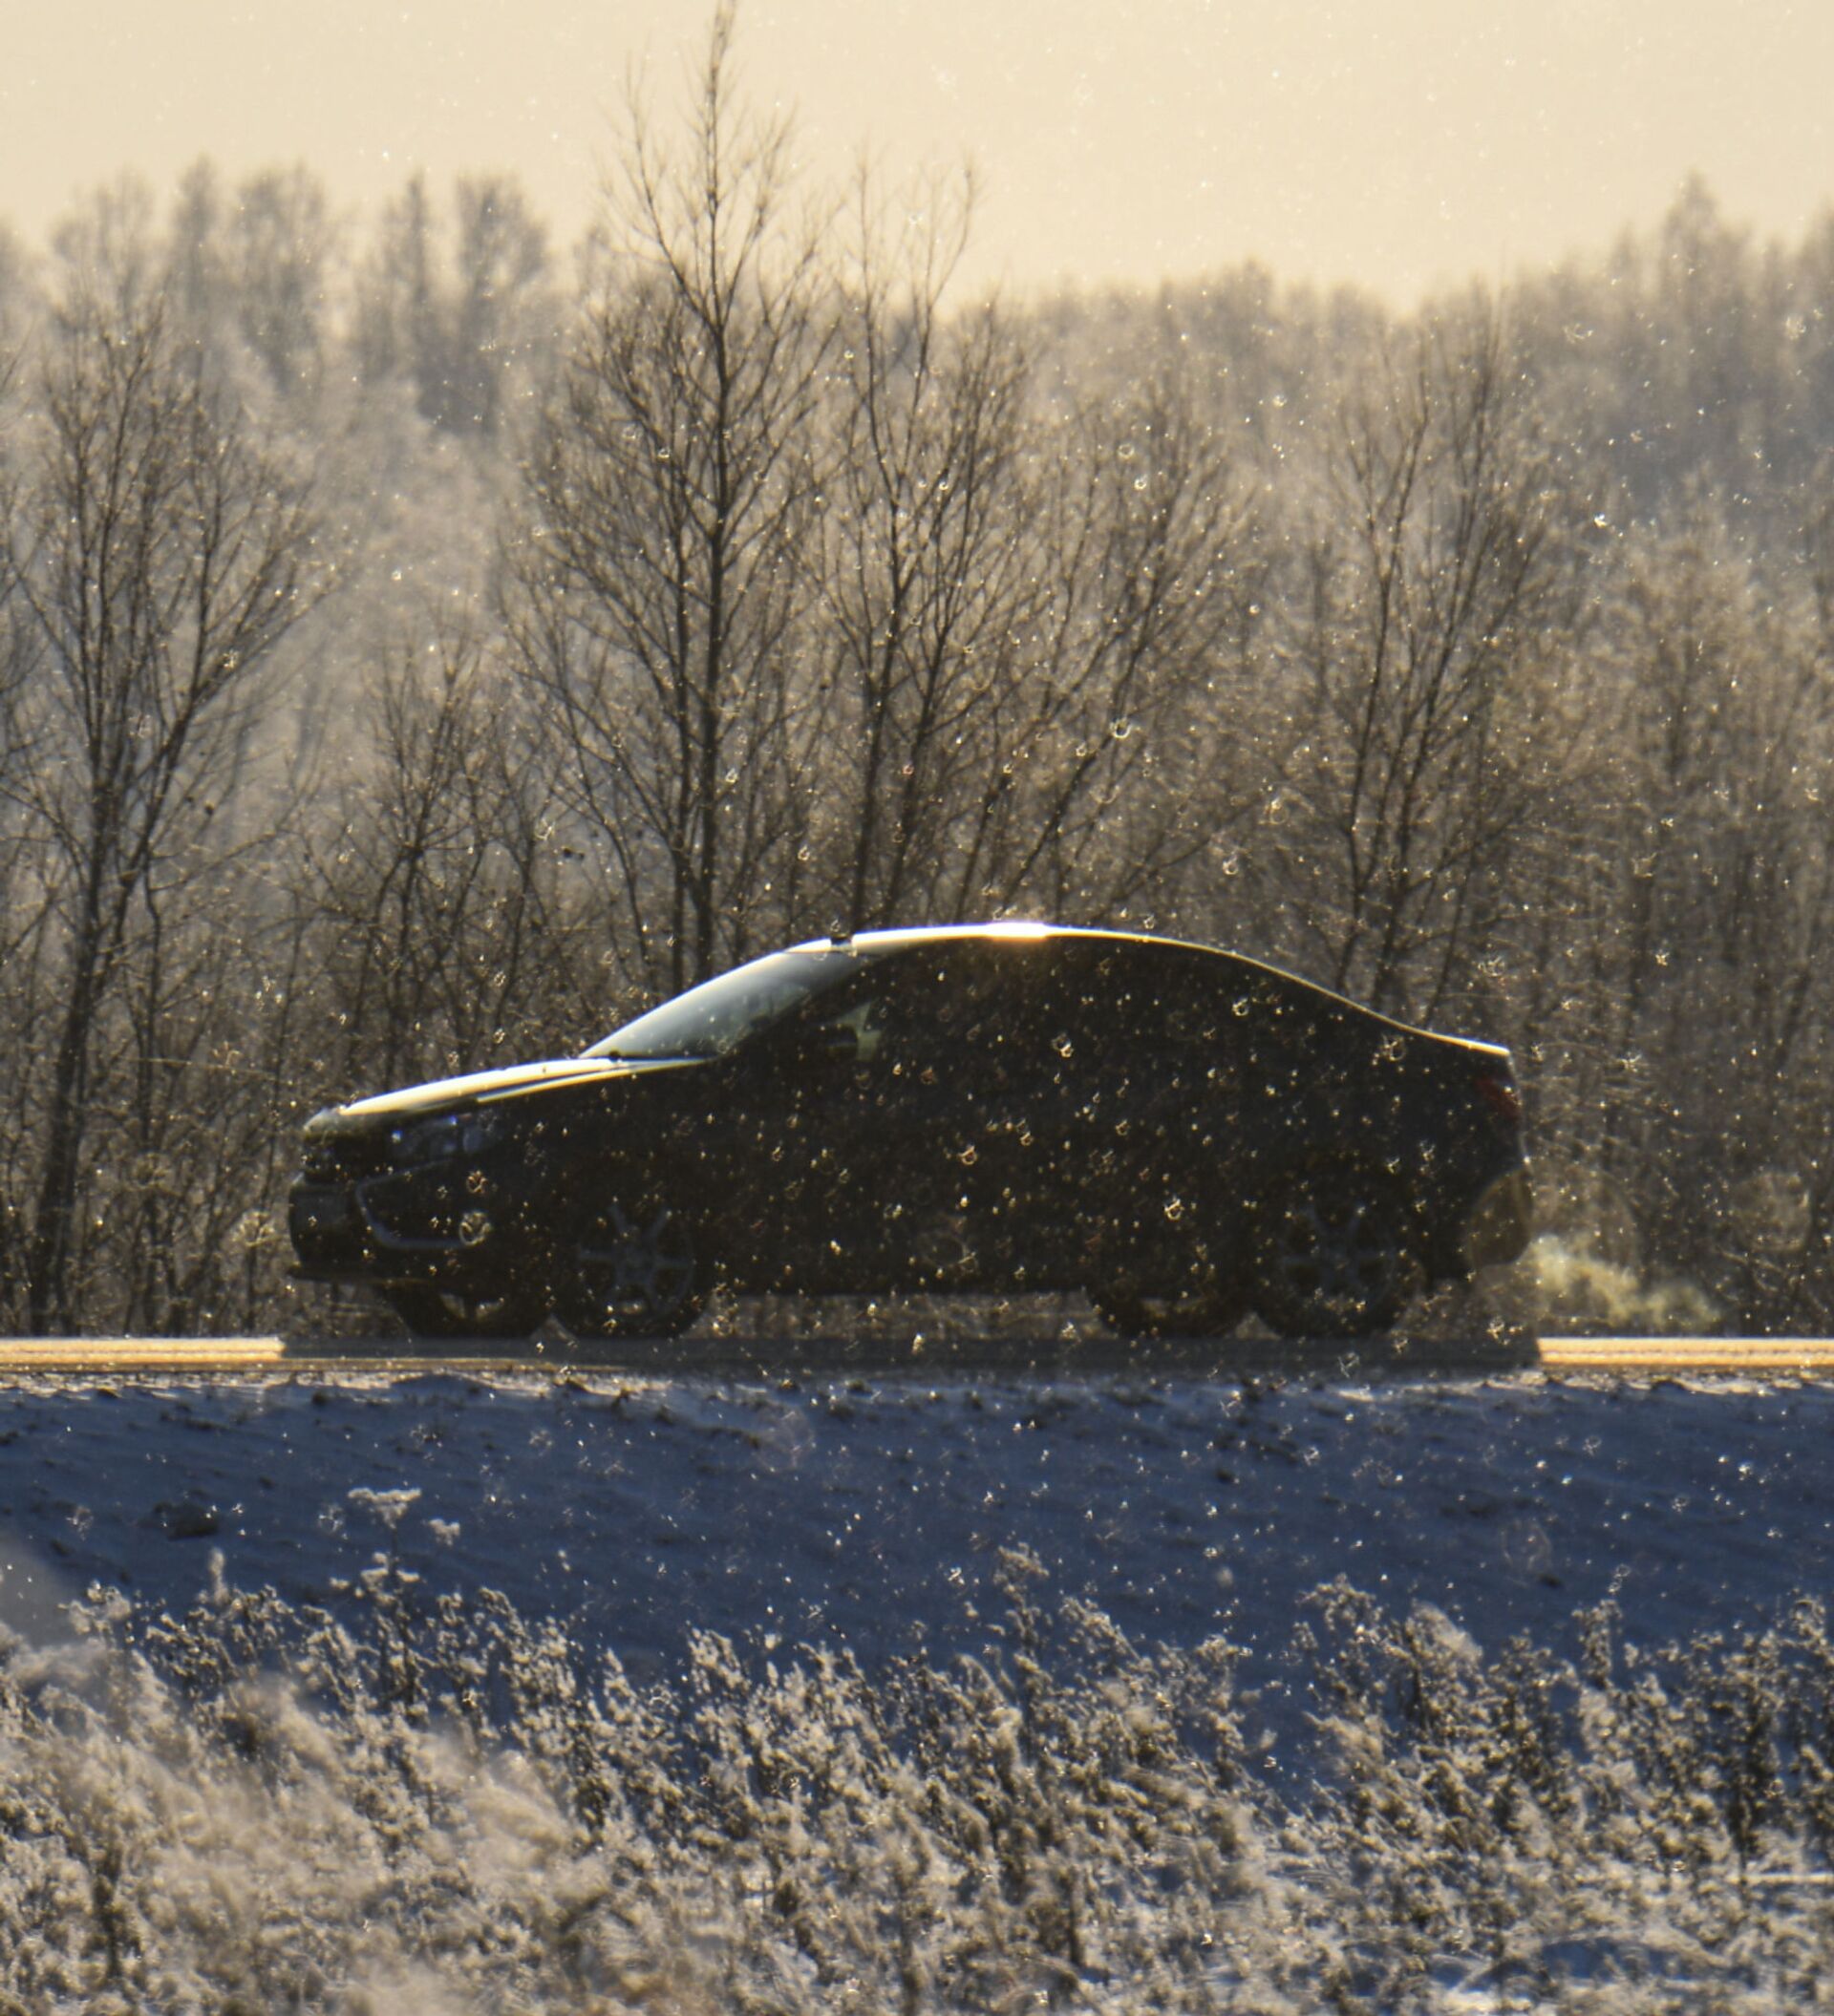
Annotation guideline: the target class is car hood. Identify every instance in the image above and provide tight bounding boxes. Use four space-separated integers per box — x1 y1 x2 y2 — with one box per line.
334 1053 704 1122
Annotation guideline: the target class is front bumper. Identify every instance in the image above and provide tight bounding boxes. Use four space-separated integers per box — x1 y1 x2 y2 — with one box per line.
288 1168 523 1289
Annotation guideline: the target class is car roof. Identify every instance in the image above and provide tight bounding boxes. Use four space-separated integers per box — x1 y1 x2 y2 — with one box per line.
788 920 1297 989
783 921 1482 1047
789 920 1173 957
793 920 1183 949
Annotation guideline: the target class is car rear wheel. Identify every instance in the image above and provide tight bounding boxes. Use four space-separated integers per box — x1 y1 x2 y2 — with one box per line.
382 1284 545 1341
1252 1169 1421 1339
553 1197 708 1340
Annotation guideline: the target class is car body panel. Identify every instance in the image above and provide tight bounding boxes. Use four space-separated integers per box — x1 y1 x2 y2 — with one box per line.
288 923 1532 1331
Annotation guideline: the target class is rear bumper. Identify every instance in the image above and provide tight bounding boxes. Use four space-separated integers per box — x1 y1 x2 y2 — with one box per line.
1457 1162 1534 1271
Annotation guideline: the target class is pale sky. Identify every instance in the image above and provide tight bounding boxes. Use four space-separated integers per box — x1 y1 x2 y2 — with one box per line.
4 0 1832 306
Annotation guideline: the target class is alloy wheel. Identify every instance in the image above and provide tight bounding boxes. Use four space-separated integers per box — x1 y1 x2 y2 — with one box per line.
559 1199 705 1339
1255 1176 1418 1338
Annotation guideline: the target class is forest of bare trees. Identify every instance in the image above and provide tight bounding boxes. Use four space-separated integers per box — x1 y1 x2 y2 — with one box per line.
4 14 1834 1335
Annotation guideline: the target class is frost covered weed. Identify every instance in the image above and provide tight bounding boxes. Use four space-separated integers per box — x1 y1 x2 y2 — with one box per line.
6 1558 1834 2010
1297 1582 1834 2008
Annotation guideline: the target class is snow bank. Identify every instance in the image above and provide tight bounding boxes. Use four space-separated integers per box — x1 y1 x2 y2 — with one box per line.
2 1368 1827 1697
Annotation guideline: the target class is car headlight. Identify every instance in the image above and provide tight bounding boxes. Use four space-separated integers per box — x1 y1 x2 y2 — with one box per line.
390 1111 502 1167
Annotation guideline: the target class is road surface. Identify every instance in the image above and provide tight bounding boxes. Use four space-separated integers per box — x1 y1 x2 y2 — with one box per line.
0 1333 1832 1376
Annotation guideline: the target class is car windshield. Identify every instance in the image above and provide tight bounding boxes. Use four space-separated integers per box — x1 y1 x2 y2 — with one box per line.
584 947 864 1060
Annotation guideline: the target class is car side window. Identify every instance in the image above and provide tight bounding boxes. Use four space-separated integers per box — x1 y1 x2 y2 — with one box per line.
805 948 1044 1092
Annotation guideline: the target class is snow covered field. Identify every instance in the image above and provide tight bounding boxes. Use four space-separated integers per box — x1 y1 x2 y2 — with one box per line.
4 1357 1829 1689
5 1353 1834 2009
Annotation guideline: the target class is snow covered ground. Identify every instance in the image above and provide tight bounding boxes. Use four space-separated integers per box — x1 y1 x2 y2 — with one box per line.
7 1348 1834 2010
3 1353 1830 1729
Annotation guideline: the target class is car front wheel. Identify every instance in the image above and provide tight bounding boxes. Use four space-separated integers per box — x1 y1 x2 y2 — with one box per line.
1252 1169 1420 1339
1090 1279 1248 1340
553 1197 708 1340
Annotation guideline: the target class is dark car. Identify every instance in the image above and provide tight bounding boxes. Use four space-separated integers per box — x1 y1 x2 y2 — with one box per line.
288 923 1530 1342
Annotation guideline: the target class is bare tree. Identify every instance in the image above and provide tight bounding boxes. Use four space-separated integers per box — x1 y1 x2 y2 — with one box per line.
352 173 438 394
810 166 1036 930
0 342 44 1307
1266 301 1565 1021
352 173 552 435
3 261 319 1330
970 358 1259 927
166 159 224 337
507 3 830 993
301 622 583 1097
1526 505 1834 1324
446 177 552 435
101 850 319 1333
224 164 337 397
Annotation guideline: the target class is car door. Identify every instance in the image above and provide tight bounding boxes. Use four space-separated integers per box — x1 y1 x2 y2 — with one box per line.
801 941 1059 1287
1027 941 1250 1287
885 939 1061 1284
708 943 1045 1290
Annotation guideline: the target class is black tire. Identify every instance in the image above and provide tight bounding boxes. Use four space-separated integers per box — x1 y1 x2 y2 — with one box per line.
1251 1168 1421 1339
382 1284 545 1341
1090 1281 1248 1340
552 1195 708 1340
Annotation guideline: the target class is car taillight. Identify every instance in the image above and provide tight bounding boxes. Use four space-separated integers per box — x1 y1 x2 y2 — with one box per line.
1474 1070 1523 1126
